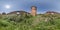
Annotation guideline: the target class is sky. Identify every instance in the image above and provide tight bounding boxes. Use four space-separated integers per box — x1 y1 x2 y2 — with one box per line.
0 0 60 14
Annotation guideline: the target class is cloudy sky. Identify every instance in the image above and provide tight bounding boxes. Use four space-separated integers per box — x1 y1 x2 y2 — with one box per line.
0 0 60 14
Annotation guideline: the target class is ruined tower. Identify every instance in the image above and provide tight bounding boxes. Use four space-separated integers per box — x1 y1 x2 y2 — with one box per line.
31 6 37 16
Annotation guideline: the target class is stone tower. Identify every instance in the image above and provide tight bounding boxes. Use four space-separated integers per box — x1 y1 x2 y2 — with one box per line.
31 6 37 16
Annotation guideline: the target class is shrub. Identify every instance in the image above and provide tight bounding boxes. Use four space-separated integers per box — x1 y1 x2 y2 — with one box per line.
8 14 32 22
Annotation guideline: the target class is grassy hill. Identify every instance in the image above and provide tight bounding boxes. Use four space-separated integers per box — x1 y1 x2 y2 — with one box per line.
0 14 60 30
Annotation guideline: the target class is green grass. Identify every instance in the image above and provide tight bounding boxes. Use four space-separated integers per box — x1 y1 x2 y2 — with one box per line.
0 14 60 30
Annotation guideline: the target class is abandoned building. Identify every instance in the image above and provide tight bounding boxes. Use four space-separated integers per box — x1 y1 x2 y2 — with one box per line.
1 6 60 16
46 11 59 15
1 6 59 16
31 6 37 16
6 6 37 16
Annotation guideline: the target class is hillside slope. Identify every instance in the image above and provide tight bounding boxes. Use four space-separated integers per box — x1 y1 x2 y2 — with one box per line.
0 14 60 30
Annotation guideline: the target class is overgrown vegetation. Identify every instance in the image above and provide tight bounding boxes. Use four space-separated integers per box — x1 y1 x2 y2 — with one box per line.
0 14 60 30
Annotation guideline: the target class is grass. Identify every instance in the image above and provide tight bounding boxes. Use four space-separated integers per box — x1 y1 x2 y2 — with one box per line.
0 14 60 30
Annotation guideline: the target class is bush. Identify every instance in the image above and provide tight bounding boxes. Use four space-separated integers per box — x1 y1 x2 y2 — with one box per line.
7 14 32 22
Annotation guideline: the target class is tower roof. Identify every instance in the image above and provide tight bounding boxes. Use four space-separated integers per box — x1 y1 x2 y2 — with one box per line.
31 6 37 9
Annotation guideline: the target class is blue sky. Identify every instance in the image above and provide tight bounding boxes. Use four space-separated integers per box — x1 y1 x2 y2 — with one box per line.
0 0 60 14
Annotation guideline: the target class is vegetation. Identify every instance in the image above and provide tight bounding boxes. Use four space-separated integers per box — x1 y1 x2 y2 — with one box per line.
0 14 60 30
